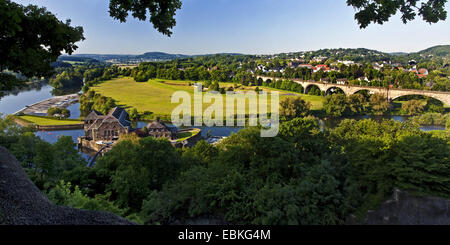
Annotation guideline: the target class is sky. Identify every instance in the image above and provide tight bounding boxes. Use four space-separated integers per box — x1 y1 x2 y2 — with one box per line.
13 0 450 55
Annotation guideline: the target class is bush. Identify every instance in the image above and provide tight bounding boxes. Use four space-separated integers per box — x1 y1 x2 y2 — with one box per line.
47 181 127 217
369 93 390 115
425 98 445 113
47 107 70 118
280 97 311 120
402 100 425 115
410 113 449 126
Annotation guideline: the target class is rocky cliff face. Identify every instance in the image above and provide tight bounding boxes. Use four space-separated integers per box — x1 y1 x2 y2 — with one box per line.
364 188 450 225
0 146 134 225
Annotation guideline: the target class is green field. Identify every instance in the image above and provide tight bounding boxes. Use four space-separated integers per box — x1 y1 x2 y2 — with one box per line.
176 128 201 142
18 115 83 126
64 61 85 65
91 77 325 117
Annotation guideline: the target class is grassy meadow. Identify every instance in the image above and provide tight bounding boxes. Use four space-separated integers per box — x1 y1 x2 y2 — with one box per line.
176 128 201 142
18 115 83 126
90 77 325 118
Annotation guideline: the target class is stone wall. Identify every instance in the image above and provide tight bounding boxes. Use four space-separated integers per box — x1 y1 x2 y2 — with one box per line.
0 146 134 225
364 188 450 225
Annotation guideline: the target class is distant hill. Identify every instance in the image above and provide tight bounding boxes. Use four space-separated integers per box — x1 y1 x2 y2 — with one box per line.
277 48 391 63
416 45 450 58
59 52 245 64
60 52 191 63
59 52 185 63
137 52 189 60
57 56 100 63
390 52 408 56
56 46 450 65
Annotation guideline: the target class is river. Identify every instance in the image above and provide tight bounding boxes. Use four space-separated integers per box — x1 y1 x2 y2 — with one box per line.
0 85 446 155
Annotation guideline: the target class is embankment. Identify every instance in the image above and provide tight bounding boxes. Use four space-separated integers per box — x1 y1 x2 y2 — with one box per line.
13 116 84 130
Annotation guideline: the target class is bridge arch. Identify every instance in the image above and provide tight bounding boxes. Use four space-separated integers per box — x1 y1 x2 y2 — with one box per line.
325 87 345 96
352 89 375 99
393 94 428 101
391 94 448 107
257 77 264 86
305 84 323 96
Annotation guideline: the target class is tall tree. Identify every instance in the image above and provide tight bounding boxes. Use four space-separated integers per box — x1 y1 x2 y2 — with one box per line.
370 93 390 115
279 97 311 121
0 0 84 88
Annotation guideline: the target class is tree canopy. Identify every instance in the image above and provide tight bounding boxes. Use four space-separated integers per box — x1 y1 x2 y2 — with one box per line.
108 0 182 36
347 0 448 28
0 0 85 79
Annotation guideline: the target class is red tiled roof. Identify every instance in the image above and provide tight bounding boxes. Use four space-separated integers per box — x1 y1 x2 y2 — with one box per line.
417 74 427 78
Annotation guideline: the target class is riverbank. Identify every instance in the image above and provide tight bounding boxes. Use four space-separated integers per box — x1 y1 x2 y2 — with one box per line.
14 115 84 130
15 93 80 116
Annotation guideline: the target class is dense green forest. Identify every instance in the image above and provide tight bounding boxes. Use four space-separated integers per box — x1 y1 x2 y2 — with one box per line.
1 111 449 224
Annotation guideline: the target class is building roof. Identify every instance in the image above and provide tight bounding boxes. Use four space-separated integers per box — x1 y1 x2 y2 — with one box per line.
147 120 177 132
108 107 132 128
85 107 132 129
85 110 105 121
417 74 427 78
298 64 313 69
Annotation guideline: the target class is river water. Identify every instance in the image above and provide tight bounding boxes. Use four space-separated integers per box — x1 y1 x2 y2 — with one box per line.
0 85 445 154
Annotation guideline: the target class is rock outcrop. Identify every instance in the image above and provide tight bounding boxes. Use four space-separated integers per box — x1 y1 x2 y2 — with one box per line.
0 146 134 225
364 188 450 225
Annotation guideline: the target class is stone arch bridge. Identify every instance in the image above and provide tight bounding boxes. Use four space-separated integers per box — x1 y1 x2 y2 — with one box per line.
257 76 450 106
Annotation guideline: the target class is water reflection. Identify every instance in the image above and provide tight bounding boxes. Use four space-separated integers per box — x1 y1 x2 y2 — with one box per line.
0 84 54 115
66 103 81 119
0 83 81 116
34 129 89 160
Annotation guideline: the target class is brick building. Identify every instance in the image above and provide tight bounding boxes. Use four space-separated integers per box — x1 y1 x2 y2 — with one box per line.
84 107 132 141
146 120 177 140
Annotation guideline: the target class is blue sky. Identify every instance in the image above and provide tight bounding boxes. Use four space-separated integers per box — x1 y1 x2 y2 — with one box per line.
14 0 450 55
